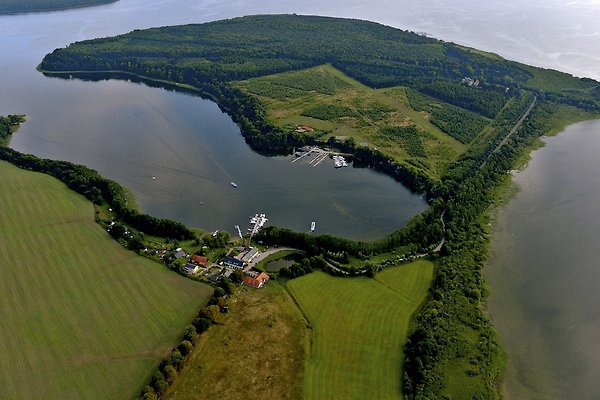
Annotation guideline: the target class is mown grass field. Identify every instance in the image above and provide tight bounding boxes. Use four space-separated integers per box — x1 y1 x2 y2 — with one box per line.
287 260 434 400
0 161 213 400
235 64 466 179
164 281 308 400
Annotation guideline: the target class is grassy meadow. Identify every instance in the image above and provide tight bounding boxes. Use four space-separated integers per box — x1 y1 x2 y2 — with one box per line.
164 281 308 400
235 64 466 180
287 260 434 400
0 161 213 400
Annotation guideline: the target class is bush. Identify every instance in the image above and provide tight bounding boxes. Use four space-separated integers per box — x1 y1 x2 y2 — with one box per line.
163 365 177 384
178 340 193 356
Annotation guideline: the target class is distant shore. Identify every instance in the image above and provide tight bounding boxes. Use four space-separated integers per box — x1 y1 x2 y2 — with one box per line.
0 0 117 15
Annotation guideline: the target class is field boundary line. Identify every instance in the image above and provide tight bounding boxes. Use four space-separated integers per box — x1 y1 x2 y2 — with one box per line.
284 283 314 354
373 278 417 305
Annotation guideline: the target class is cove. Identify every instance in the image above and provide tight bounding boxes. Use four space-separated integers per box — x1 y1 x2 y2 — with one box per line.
486 120 600 399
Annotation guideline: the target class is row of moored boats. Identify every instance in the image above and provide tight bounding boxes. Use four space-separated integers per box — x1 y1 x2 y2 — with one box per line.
333 155 348 168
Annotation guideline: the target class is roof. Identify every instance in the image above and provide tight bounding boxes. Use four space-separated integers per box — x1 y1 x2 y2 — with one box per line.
191 255 208 265
241 248 259 262
243 276 262 288
242 272 270 288
174 249 187 259
183 263 198 274
256 272 270 282
223 256 244 268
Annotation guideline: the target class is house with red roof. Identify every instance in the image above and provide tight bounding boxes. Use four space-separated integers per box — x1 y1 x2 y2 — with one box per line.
242 271 270 289
191 254 209 266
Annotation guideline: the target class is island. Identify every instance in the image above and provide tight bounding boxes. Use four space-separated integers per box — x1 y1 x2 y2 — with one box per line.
5 14 599 400
0 0 117 15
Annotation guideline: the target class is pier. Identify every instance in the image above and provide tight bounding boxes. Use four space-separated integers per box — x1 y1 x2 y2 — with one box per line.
248 213 268 237
291 146 348 168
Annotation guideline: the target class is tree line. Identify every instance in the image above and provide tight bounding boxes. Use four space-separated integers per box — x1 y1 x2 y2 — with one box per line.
0 144 193 240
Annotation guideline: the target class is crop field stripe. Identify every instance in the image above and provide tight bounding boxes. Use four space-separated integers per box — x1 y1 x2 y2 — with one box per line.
0 161 213 400
287 261 433 400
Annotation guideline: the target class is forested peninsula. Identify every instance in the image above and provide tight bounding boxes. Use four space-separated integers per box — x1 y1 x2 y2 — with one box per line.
0 0 117 14
37 14 600 399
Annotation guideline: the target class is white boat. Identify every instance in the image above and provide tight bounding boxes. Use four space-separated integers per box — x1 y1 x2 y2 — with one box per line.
230 182 238 188
311 221 316 232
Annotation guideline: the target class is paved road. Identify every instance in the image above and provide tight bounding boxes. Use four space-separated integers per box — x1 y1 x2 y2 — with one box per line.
247 247 299 269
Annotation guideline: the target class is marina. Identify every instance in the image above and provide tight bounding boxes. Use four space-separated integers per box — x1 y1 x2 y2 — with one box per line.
292 146 349 169
248 213 268 236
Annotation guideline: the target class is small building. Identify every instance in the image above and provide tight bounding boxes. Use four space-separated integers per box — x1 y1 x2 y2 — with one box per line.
242 271 270 289
241 248 259 263
174 247 187 259
183 263 199 275
295 125 314 133
191 255 209 266
223 256 244 269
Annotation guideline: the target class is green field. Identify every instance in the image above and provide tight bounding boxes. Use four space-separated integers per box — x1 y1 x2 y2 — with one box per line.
236 64 466 180
0 161 213 400
287 260 433 400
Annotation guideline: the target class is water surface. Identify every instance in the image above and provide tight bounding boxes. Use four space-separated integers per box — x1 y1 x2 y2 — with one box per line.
486 120 600 399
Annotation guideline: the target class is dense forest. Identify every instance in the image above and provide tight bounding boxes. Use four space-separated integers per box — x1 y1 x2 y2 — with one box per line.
33 14 600 399
0 0 117 14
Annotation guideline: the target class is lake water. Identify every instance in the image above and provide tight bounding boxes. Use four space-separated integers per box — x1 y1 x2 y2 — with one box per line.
3 0 600 393
0 0 438 240
486 121 600 399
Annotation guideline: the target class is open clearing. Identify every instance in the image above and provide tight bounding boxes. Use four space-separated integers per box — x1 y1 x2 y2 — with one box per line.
0 161 213 400
287 260 433 400
236 64 466 179
164 281 308 400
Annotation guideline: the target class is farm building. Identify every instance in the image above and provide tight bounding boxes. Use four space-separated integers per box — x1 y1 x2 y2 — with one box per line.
243 271 270 289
